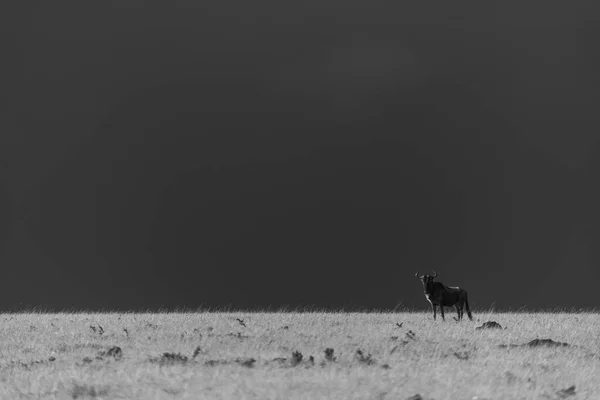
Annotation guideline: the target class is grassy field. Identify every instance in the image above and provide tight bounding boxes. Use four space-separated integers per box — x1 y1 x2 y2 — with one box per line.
0 311 598 399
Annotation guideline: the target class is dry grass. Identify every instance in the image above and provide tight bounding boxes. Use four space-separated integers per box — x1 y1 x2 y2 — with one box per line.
0 311 599 399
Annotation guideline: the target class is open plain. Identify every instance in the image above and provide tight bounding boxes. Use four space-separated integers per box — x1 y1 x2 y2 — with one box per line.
0 311 598 399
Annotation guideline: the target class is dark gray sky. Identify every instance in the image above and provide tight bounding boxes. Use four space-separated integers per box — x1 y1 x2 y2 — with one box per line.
1 1 599 310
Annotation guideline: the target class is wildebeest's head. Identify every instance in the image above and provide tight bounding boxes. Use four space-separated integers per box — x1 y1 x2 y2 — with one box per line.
415 270 437 294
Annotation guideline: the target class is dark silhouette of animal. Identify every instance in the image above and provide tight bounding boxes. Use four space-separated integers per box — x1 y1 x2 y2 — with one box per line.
415 271 473 321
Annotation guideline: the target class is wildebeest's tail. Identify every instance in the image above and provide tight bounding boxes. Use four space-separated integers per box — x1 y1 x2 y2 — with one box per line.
465 292 473 320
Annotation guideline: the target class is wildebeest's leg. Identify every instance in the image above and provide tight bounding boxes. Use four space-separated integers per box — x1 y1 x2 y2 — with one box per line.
455 304 462 320
440 305 445 320
431 303 436 320
464 292 473 320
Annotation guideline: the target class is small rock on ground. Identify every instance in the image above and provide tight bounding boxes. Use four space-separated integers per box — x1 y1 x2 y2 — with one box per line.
475 321 502 330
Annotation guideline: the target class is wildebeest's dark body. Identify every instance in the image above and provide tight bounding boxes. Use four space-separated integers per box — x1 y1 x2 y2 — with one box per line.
415 271 473 321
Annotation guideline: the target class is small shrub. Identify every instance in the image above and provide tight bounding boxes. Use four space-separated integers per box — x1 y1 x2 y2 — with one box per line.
149 352 189 366
205 359 225 367
236 357 256 367
99 346 122 360
291 351 303 366
526 338 569 347
324 348 336 362
355 350 375 365
557 385 576 398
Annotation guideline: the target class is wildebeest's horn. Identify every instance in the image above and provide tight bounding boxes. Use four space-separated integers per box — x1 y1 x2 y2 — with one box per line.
415 271 422 278
431 270 437 278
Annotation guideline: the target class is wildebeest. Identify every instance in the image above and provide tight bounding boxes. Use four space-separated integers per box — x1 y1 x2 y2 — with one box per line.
415 270 473 321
